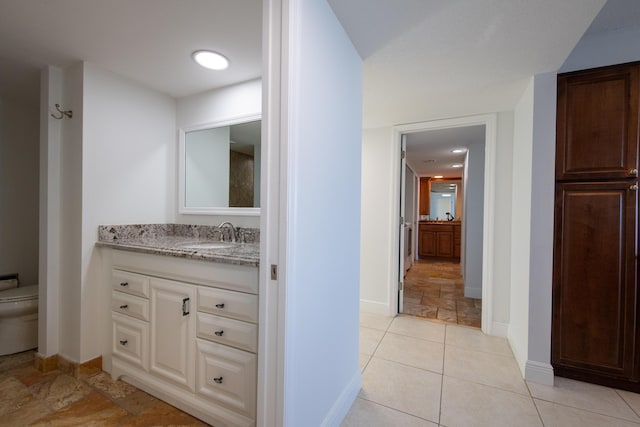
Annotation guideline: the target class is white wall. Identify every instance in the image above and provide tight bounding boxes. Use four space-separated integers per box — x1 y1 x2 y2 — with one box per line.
509 78 534 374
282 0 362 424
463 142 484 298
360 127 396 314
175 79 262 227
0 98 39 284
560 26 640 73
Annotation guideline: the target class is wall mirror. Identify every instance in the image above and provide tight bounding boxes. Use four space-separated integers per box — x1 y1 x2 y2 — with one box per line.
430 180 460 221
178 115 261 216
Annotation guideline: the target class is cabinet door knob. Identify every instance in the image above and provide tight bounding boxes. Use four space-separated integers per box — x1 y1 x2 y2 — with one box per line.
214 330 224 336
215 303 225 309
213 376 224 384
119 304 128 309
120 339 128 346
631 184 638 191
120 282 129 287
630 168 638 176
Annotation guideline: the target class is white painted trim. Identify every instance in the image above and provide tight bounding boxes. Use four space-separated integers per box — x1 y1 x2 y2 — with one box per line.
391 114 498 338
508 329 526 376
320 370 362 427
525 360 555 386
360 299 394 316
491 321 509 338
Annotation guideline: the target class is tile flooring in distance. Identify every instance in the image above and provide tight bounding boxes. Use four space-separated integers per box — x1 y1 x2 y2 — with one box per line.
0 350 208 426
347 312 640 427
403 260 481 327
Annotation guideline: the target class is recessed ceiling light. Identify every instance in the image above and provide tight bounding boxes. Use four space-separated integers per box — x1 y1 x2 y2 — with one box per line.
434 175 443 179
451 164 463 168
451 148 466 153
192 50 229 70
442 194 452 197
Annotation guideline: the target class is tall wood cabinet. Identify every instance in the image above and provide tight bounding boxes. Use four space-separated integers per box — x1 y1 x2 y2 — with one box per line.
552 62 640 391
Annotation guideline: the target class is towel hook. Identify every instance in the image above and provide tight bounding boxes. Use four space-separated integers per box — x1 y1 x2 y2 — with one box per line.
50 103 73 120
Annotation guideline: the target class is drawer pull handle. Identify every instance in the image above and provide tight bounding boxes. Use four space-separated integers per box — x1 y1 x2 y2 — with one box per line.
630 168 638 176
120 340 128 346
631 184 639 191
214 330 224 336
119 304 128 309
213 376 224 384
120 282 129 287
182 298 190 316
215 303 225 309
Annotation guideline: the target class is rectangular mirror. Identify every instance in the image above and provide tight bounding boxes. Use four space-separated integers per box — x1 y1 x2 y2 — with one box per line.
430 179 461 221
179 115 261 216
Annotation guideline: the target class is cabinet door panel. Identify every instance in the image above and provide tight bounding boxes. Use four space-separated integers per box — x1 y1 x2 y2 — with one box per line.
556 63 639 180
552 182 637 380
419 229 436 257
149 278 196 391
436 231 453 257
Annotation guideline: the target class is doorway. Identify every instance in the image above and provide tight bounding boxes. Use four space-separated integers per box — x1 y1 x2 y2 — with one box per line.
393 114 497 334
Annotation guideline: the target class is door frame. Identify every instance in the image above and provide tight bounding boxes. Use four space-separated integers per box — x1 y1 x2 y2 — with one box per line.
391 113 497 335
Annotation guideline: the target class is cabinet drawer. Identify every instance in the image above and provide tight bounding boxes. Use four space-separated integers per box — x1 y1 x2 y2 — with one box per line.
196 339 257 418
112 313 149 371
111 270 149 298
197 312 258 353
112 290 149 321
198 287 258 323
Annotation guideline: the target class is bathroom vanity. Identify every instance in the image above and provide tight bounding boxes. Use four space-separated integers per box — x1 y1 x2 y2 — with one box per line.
98 224 259 427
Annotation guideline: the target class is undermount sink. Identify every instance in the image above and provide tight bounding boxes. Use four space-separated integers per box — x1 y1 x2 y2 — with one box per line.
179 242 239 250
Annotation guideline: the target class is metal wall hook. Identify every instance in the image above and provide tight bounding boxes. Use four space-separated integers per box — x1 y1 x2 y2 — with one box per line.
50 103 73 119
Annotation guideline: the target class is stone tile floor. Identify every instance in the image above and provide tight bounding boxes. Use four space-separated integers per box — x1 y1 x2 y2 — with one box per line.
348 313 640 426
403 259 481 327
0 351 208 426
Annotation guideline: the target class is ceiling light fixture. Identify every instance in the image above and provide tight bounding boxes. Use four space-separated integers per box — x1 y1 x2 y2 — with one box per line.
451 164 463 168
192 50 229 70
451 148 466 153
434 175 443 179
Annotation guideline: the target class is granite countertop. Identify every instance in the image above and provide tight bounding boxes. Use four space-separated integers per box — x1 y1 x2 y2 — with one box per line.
96 224 260 267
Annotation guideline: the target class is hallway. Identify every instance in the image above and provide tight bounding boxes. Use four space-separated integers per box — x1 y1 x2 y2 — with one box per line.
348 313 640 426
403 260 481 327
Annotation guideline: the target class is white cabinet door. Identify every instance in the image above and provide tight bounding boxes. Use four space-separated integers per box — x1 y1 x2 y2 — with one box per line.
149 278 196 391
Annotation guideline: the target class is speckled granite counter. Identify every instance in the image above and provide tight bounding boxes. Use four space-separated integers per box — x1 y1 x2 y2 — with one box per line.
96 224 259 267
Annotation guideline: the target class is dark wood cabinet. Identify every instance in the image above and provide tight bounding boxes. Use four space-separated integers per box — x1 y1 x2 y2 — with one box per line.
419 177 431 216
553 62 640 392
418 223 460 259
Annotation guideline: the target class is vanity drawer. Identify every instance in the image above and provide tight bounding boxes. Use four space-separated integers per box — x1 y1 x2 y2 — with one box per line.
111 270 149 298
112 313 149 371
198 287 258 323
196 339 257 419
112 290 149 321
197 312 258 353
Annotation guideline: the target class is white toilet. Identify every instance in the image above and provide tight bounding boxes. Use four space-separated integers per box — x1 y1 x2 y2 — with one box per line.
0 284 38 356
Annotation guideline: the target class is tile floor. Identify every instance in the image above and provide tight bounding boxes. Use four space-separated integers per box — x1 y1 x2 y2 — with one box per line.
403 259 481 327
345 312 640 427
0 350 207 426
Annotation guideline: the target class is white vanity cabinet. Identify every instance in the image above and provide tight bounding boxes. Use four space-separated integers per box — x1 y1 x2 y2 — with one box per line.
107 250 258 427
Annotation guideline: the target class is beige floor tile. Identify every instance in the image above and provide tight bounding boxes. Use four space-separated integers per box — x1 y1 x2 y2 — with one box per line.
444 346 528 395
535 399 640 427
86 371 137 399
374 332 444 374
440 376 542 427
527 377 640 422
0 376 32 417
29 373 93 411
359 353 371 371
445 324 513 356
0 398 51 426
360 312 394 331
617 389 640 417
30 392 129 426
341 398 437 427
388 316 445 343
360 327 385 356
360 357 441 423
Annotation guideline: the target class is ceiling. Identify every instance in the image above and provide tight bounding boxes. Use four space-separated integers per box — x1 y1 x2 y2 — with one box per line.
0 0 262 106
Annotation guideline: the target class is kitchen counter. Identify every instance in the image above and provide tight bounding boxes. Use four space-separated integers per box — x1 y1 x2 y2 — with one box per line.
96 224 259 267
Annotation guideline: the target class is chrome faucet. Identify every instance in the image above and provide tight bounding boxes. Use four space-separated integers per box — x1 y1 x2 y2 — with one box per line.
217 221 237 242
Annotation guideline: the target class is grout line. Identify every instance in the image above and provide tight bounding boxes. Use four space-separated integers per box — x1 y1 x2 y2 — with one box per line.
438 325 448 425
525 380 547 426
531 395 640 425
356 396 439 424
616 388 640 419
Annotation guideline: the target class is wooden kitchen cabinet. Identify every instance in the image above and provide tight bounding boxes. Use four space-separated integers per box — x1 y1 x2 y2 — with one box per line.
419 177 431 216
553 61 640 392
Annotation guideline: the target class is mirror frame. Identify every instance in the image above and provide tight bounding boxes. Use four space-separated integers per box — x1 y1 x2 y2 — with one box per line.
178 113 261 216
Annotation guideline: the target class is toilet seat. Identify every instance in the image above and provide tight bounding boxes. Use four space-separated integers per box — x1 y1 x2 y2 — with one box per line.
0 285 38 302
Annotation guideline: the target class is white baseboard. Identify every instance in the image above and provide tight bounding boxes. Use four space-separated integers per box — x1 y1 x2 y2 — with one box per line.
321 369 362 427
360 299 392 316
525 361 554 386
464 287 482 299
490 321 509 338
